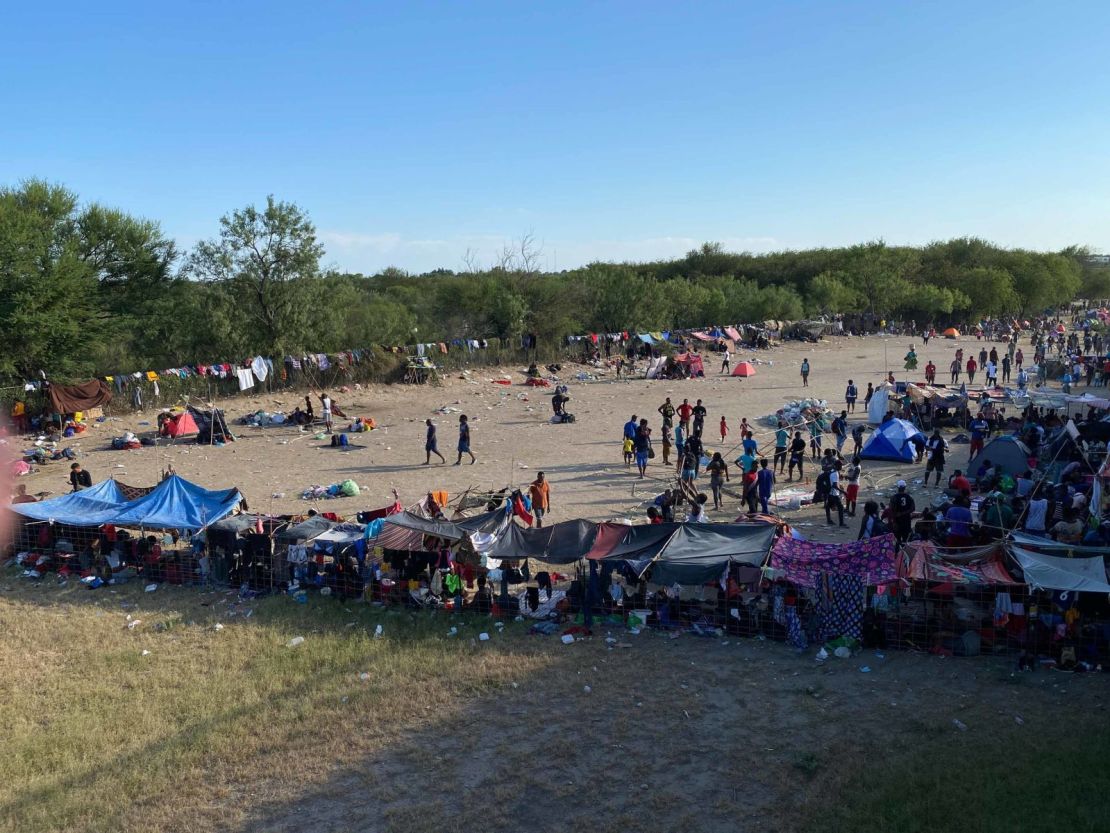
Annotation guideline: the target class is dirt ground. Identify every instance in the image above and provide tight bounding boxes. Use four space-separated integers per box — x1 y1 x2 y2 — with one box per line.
18 333 996 538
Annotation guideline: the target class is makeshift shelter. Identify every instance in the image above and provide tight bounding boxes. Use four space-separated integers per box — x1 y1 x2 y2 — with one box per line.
46 379 112 414
486 519 599 564
731 361 757 377
867 386 891 424
589 522 776 585
860 419 925 463
977 435 1034 478
10 479 133 526
189 406 235 444
942 327 960 339
900 541 1017 584
162 411 199 438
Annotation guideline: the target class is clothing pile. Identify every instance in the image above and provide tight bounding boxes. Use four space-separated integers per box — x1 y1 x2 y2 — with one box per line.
300 480 361 500
761 398 833 429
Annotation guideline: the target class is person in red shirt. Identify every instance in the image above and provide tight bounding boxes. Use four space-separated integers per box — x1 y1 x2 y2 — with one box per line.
677 399 693 433
966 357 978 384
948 469 971 495
924 361 936 384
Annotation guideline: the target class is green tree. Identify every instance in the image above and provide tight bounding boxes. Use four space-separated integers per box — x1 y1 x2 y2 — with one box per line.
187 196 324 355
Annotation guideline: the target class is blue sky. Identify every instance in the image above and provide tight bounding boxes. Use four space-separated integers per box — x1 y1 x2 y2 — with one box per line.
4 1 1108 273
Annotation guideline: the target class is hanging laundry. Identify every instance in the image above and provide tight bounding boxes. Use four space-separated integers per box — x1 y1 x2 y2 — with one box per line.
251 356 269 382
237 368 255 391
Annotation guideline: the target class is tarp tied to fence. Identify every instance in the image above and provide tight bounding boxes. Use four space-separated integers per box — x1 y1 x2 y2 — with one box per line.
47 380 112 414
900 541 1018 584
770 534 899 588
1009 546 1110 593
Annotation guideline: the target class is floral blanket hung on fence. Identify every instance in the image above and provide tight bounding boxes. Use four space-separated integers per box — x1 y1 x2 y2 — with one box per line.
769 533 899 588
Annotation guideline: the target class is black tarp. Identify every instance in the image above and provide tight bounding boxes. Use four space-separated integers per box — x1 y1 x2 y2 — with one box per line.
275 516 338 546
486 519 599 564
592 522 776 585
384 509 509 543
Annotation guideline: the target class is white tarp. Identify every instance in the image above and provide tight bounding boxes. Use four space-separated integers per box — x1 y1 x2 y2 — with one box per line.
867 387 890 425
1009 545 1110 593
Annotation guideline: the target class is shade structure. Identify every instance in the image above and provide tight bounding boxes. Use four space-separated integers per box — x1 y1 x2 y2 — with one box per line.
942 327 960 338
11 479 131 526
860 418 925 463
731 361 757 377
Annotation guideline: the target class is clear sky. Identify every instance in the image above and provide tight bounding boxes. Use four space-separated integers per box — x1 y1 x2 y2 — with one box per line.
4 1 1108 273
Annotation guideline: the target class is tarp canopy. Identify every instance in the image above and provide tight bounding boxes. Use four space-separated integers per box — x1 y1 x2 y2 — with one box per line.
11 475 240 531
590 522 776 585
1009 546 1110 593
10 479 132 525
770 534 899 588
867 386 891 424
860 419 925 463
637 333 654 344
486 519 599 564
900 541 1018 584
690 331 714 342
977 435 1033 478
47 379 112 414
111 475 242 531
275 516 337 545
725 326 743 341
731 361 757 377
380 508 509 549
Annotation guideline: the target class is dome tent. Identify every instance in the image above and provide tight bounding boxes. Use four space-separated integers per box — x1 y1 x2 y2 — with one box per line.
731 361 757 377
860 418 925 463
942 327 960 338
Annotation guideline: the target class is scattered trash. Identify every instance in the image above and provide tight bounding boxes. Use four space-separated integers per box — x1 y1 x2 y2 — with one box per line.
144 583 158 593
359 672 370 682
816 648 829 662
213 623 224 631
859 666 871 673
478 632 490 641
374 624 384 639
140 650 151 656
583 685 592 694
952 719 969 732
126 619 141 630
1014 715 1025 725
561 634 575 644
287 636 305 648
834 646 852 659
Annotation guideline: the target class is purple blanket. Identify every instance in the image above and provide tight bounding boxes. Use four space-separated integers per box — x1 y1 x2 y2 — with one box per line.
771 533 899 588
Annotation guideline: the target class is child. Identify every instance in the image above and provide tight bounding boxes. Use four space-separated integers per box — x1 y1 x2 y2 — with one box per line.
623 437 634 468
719 415 729 444
844 456 862 516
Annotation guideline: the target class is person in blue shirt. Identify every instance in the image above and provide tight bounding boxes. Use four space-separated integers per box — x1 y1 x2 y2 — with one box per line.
673 423 686 472
756 458 775 514
742 431 758 457
944 496 974 548
773 425 789 473
845 379 858 413
623 414 639 442
968 415 989 461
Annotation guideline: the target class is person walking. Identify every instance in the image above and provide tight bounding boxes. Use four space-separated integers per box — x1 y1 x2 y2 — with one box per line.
633 418 652 478
706 452 730 510
424 419 446 464
529 472 551 528
825 463 847 527
800 358 810 387
924 429 948 487
719 415 729 444
455 414 476 465
844 456 862 516
720 348 731 375
890 480 916 547
966 356 977 385
1001 354 1011 384
845 379 858 413
832 410 848 454
756 458 775 514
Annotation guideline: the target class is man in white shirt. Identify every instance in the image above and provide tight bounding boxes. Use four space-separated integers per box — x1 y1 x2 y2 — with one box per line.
721 349 731 375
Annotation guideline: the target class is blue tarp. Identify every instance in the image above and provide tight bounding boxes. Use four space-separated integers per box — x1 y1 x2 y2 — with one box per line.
11 475 242 531
10 479 131 526
638 333 654 344
860 418 925 463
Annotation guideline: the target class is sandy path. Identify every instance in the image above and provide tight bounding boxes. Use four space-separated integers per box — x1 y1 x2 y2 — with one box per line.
20 334 996 539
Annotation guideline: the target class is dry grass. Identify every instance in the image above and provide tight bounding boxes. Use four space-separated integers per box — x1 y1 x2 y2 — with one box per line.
3 573 1108 833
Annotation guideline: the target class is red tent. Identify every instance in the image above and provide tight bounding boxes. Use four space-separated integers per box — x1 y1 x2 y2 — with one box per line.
162 411 199 438
731 361 757 377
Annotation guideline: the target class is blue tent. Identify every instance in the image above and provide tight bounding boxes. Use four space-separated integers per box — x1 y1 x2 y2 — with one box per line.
11 479 131 526
111 475 242 531
860 419 925 463
11 474 242 531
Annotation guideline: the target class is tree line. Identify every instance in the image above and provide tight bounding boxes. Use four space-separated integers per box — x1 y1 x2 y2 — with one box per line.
2 179 1108 383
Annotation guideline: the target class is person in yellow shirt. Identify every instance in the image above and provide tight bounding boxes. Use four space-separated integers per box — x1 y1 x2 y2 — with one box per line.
10 400 27 434
529 472 551 528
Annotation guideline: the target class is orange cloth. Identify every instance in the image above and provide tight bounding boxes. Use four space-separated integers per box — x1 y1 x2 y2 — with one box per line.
529 479 550 510
430 490 449 508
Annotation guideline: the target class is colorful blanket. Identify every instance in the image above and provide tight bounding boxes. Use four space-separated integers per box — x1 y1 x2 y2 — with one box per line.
770 534 899 588
900 541 1017 585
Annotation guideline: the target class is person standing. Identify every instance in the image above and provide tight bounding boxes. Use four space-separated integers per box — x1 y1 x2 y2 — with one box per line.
673 422 686 472
657 398 675 428
756 458 775 514
800 358 810 387
424 419 446 464
825 463 847 527
720 347 731 375
864 382 874 409
677 399 693 434
924 429 948 487
1015 348 1024 369
851 422 866 456
1001 354 1011 384
966 356 977 384
845 379 858 413
844 456 862 516
685 431 704 477
773 423 789 474
69 462 93 492
950 358 960 385
787 431 806 481
719 415 729 444
320 392 334 434
808 419 823 460
691 399 707 436
890 480 916 546
924 361 936 384
529 472 551 528
661 425 673 466
455 414 476 465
